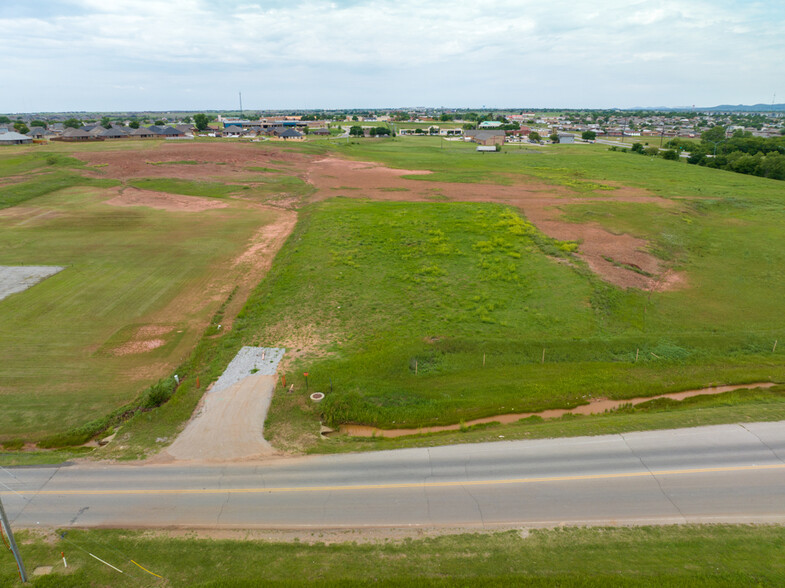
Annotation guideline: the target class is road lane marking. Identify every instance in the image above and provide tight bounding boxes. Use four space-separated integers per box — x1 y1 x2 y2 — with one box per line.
4 463 784 497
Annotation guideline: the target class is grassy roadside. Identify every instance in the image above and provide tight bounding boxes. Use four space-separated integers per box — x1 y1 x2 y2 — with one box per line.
3 525 784 586
308 388 785 454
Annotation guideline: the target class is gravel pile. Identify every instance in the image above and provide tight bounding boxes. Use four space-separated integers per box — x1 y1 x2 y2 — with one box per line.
0 266 64 301
210 346 285 394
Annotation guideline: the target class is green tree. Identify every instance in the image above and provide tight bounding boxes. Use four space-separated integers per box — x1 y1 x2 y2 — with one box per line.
182 115 192 123
154 119 166 126
193 114 210 131
13 122 29 134
349 125 364 137
701 125 726 143
528 131 541 142
128 121 140 129
631 142 644 153
30 120 47 129
0 115 10 124
352 115 359 121
661 149 679 161
100 116 112 127
581 131 596 141
462 123 476 130
439 114 453 122
549 133 560 143
63 118 81 129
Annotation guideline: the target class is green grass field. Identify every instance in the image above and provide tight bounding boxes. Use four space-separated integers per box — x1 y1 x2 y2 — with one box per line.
0 147 278 444
3 525 784 587
242 196 784 431
251 137 785 443
3 136 785 458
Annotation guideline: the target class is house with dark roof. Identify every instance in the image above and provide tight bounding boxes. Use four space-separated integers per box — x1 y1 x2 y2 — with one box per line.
98 127 129 139
276 128 303 140
155 126 185 137
311 128 330 136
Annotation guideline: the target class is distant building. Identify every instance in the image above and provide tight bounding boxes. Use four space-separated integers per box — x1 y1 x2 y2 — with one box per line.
464 129 505 146
60 128 94 141
557 134 575 144
277 128 303 140
0 131 32 145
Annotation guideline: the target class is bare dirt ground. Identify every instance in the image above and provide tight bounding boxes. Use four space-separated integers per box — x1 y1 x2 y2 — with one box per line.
164 374 277 462
74 142 310 181
78 143 676 289
104 186 229 212
306 157 683 290
109 325 174 357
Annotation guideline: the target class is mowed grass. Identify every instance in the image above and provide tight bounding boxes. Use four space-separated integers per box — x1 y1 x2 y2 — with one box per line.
129 174 314 205
0 179 275 442
3 525 784 586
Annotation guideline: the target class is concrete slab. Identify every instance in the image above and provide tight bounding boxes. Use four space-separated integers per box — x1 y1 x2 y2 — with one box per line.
210 346 285 393
0 265 64 301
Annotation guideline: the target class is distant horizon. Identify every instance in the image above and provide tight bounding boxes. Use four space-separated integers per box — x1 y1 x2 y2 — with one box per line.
3 103 785 117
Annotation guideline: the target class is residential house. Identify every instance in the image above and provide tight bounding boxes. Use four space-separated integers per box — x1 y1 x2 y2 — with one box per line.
98 127 129 139
26 127 54 139
0 131 33 145
277 128 303 140
464 129 505 146
129 127 157 139
156 126 185 138
221 125 247 137
60 128 94 141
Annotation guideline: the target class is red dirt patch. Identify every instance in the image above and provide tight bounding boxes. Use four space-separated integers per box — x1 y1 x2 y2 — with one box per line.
306 157 685 291
109 324 175 356
104 186 228 212
74 142 310 181
111 339 166 356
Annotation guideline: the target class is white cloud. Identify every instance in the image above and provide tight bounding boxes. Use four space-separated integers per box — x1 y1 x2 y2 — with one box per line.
0 0 782 110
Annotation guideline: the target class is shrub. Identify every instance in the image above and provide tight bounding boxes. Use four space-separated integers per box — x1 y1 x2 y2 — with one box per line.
661 149 679 161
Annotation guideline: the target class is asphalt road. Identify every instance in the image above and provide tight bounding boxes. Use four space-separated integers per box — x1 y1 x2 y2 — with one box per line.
2 422 784 530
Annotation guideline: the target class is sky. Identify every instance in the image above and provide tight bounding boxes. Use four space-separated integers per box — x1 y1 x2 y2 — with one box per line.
1 0 783 113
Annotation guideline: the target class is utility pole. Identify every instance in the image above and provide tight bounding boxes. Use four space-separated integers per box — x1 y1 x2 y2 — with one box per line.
239 91 243 118
0 496 28 583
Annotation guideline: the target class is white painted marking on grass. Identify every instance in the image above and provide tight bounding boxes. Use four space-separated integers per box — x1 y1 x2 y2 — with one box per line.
0 266 64 301
210 346 285 393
